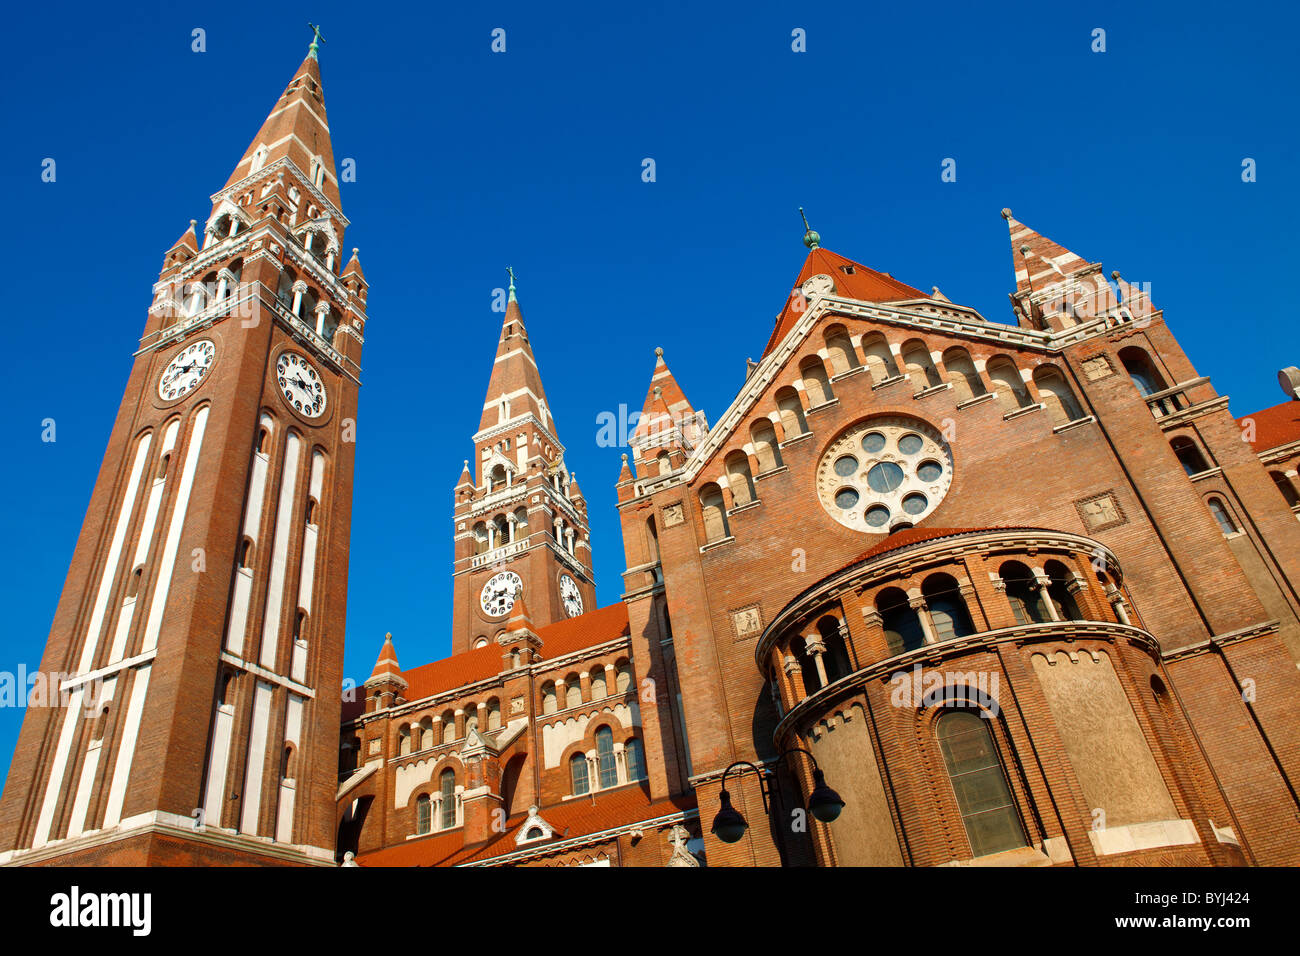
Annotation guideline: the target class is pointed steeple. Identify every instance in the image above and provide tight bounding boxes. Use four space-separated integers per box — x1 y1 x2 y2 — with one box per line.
368 632 403 682
761 245 926 358
1001 208 1093 296
342 246 365 281
223 40 341 210
476 270 554 438
630 348 707 477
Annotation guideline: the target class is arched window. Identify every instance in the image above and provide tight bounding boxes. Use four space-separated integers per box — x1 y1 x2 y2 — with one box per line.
1043 561 1082 620
986 357 1032 412
127 566 143 599
750 420 783 473
487 698 502 731
942 347 986 403
541 682 558 715
596 727 618 789
878 588 925 655
725 451 756 506
1119 346 1166 397
699 483 730 543
416 793 432 834
626 738 646 782
239 538 254 569
418 717 433 751
1000 561 1049 624
1032 365 1085 425
590 671 608 699
1207 497 1239 534
824 325 859 375
513 506 529 538
615 662 633 695
901 340 942 391
859 332 898 385
799 356 835 406
1170 436 1210 476
472 522 489 555
564 675 582 709
439 769 456 829
570 752 590 795
646 516 661 566
441 711 456 745
816 616 853 683
935 710 1027 858
1271 471 1300 507
465 708 479 735
397 724 411 756
922 574 976 641
775 386 808 437
657 452 672 476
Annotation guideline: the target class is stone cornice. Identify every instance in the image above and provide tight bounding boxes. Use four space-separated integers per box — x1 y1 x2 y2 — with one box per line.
1160 620 1280 662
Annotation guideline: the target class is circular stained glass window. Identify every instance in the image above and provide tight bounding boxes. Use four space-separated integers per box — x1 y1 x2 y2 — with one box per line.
866 461 905 493
815 416 954 533
862 432 887 453
898 433 924 455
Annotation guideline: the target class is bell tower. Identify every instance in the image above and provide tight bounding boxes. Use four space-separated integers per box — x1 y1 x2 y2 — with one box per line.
0 34 368 865
451 273 596 654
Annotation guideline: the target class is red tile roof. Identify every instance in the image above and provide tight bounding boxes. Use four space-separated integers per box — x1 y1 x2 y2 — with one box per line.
346 603 632 720
761 246 926 358
1237 401 1300 453
355 786 697 867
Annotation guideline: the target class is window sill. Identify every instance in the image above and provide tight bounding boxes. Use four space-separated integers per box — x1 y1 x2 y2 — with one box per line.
829 366 867 383
699 535 736 553
778 431 814 448
1051 415 1096 434
1188 467 1223 482
956 392 997 410
727 500 762 516
871 375 908 391
913 382 953 400
754 466 789 482
1003 402 1045 421
806 398 840 416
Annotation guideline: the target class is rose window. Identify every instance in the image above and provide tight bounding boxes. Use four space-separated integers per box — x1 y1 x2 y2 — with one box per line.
815 416 954 532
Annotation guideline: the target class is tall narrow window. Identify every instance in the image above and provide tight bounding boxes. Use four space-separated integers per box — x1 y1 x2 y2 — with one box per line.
878 588 925 655
935 710 1026 858
1208 497 1239 534
439 769 456 829
699 483 730 543
596 727 617 789
775 386 808 437
570 752 590 795
1001 562 1049 624
1170 436 1210 476
239 538 254 569
541 682 558 714
725 451 756 506
626 738 646 781
416 794 431 835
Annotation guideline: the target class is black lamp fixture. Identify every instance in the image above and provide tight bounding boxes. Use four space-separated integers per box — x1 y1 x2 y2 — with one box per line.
709 748 845 850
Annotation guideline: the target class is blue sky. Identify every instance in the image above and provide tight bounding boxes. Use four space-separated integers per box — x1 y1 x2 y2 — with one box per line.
0 1 1295 779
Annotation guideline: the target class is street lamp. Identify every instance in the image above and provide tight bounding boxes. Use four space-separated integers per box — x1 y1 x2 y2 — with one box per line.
709 747 844 849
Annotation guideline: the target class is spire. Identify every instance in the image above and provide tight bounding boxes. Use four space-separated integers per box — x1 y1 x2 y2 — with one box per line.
366 633 406 686
307 21 325 60
1001 208 1092 296
171 219 199 254
476 270 554 438
223 43 341 210
633 348 698 444
761 245 926 358
342 247 365 281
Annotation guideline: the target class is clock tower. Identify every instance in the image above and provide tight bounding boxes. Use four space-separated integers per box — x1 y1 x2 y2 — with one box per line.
0 38 367 865
451 275 597 654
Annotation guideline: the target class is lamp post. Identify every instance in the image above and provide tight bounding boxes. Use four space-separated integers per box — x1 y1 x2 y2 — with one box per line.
709 746 844 864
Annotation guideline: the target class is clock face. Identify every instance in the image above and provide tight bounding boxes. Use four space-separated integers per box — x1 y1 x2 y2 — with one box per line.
158 339 216 401
276 351 327 419
480 571 523 618
559 574 583 618
801 274 836 299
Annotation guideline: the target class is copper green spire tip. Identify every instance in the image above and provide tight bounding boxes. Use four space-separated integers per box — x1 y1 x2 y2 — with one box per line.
799 207 820 249
307 22 325 59
507 265 517 302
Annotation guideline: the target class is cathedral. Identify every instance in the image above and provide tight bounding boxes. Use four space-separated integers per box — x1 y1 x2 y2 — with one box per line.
4 40 1300 868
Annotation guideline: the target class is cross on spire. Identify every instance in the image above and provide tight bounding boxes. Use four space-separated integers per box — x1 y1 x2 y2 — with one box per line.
307 22 325 59
507 265 517 301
